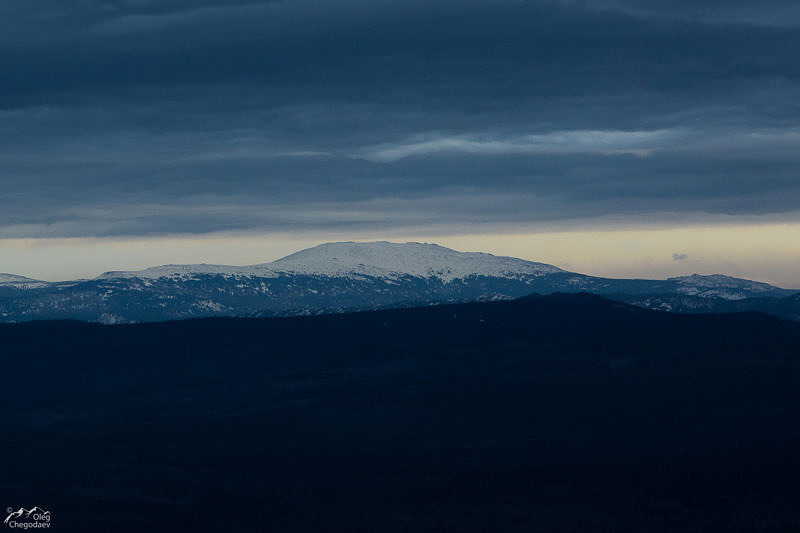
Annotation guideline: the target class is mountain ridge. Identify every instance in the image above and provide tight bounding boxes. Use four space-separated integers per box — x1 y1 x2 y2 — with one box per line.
93 241 565 282
0 241 797 323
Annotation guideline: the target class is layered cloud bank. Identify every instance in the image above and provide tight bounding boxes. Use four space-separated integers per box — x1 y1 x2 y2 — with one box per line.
1 0 800 238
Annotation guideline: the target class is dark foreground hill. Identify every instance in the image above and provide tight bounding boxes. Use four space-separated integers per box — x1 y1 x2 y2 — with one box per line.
2 293 800 532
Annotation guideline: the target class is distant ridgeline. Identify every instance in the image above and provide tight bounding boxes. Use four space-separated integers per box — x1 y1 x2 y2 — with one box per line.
0 242 797 323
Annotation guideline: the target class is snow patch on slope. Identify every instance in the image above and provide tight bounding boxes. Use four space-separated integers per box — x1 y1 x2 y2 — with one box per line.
97 263 280 280
0 273 51 289
669 274 780 299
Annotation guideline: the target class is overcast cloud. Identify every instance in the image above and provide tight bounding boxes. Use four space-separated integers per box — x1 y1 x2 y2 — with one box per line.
1 0 799 238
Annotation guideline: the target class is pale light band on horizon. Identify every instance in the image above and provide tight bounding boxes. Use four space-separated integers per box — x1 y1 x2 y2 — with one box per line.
1 223 799 289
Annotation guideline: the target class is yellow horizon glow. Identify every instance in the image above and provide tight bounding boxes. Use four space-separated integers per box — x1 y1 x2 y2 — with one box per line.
1 223 799 289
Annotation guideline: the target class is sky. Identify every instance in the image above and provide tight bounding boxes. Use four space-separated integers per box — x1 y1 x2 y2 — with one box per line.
1 0 799 286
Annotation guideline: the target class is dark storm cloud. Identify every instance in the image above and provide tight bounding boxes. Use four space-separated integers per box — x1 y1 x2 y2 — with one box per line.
1 0 799 237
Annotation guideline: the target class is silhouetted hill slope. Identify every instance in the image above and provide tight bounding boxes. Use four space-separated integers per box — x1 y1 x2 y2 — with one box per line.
2 293 800 532
3 292 797 355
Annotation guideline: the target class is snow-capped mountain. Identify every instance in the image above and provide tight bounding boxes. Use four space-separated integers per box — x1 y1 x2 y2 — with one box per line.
0 274 51 290
270 241 564 280
668 274 783 300
0 241 796 323
96 262 279 280
95 242 563 281
611 292 800 322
